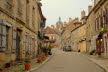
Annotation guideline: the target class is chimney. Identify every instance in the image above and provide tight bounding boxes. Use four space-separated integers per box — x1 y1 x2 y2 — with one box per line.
81 10 86 19
88 5 92 14
69 18 72 22
94 0 96 6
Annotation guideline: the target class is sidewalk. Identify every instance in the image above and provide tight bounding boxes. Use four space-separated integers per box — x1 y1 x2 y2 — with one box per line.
85 54 108 72
3 54 54 72
28 54 54 72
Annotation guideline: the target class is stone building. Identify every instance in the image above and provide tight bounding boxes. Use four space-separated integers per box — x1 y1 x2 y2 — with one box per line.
61 18 81 49
93 0 108 58
44 26 59 47
0 0 46 67
86 5 95 52
85 0 108 58
56 17 63 32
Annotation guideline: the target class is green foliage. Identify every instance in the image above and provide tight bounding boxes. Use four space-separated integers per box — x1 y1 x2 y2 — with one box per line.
25 51 31 63
97 50 102 55
90 49 96 55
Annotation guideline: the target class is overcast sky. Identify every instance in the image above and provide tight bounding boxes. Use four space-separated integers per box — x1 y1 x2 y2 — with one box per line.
41 0 93 26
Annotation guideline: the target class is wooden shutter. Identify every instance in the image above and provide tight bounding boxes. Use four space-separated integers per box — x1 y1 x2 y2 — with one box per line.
12 26 17 53
2 22 6 52
23 32 27 54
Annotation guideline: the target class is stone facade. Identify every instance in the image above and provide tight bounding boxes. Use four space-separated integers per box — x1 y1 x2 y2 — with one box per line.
61 18 81 49
93 0 108 58
71 23 86 52
86 0 108 58
0 0 46 67
44 26 60 47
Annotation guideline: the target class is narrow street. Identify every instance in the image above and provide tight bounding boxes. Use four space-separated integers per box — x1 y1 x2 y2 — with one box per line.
32 48 105 72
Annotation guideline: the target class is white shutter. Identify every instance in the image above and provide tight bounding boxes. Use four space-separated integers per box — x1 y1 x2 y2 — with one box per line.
1 22 6 51
12 26 17 53
23 32 27 54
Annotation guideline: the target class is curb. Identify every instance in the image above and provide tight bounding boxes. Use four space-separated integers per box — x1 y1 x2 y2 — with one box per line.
87 58 107 72
26 54 54 72
84 55 108 72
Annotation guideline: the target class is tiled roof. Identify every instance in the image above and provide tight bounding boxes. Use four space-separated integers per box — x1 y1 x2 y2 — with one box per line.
44 26 57 34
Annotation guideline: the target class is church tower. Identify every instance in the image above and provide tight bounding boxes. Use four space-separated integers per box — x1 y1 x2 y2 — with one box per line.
56 17 63 32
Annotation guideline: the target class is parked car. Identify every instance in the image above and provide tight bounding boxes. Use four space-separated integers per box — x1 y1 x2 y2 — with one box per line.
63 46 72 52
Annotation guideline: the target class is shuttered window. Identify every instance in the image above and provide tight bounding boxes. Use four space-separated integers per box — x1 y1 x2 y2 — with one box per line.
18 0 21 15
106 9 108 23
12 27 17 53
29 35 32 54
23 32 27 54
6 26 9 50
100 16 103 27
0 20 6 52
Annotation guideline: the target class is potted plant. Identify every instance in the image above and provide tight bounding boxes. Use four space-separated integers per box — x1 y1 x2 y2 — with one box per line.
24 51 31 71
90 49 96 55
97 50 102 57
37 58 42 63
0 68 4 72
42 46 48 57
48 45 52 55
41 57 46 61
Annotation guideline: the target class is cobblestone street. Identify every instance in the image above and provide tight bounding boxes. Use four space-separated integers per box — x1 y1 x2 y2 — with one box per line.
32 48 105 72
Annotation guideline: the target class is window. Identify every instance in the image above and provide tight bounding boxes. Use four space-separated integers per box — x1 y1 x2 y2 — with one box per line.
6 0 12 9
12 27 17 53
26 0 29 23
18 0 21 15
0 21 8 52
6 26 9 50
29 36 32 54
23 32 27 54
32 7 35 28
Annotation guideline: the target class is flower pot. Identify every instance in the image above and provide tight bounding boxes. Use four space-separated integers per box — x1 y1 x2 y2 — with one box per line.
5 63 11 68
41 57 46 61
37 58 41 63
24 64 30 71
0 69 4 72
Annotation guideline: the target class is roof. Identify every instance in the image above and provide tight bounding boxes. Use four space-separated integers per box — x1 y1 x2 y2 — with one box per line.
44 26 57 34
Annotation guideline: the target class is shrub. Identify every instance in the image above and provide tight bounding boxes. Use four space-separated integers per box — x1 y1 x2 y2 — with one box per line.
90 49 96 55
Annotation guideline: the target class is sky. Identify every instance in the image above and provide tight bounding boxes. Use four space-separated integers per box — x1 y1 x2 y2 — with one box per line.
41 0 93 26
